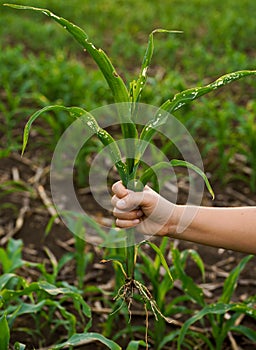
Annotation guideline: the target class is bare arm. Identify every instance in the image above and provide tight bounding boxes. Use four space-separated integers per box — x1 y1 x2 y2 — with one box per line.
174 205 256 254
112 182 256 254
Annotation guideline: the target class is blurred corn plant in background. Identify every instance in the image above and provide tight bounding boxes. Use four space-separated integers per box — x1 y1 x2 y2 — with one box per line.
3 3 256 349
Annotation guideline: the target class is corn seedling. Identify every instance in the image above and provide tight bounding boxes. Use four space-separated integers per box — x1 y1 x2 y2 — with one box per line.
4 3 256 347
0 272 92 344
72 217 94 289
137 240 205 348
174 254 256 349
0 238 24 273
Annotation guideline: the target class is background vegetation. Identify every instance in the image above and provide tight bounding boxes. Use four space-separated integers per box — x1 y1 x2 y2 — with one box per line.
1 0 256 184
0 0 256 349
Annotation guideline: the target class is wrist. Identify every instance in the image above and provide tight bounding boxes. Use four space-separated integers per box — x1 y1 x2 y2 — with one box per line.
166 204 182 237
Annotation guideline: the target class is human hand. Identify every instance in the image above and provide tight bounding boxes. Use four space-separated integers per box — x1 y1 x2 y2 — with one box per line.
111 181 179 236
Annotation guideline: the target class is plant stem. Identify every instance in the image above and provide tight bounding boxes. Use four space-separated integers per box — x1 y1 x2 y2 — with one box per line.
126 228 135 279
125 178 142 279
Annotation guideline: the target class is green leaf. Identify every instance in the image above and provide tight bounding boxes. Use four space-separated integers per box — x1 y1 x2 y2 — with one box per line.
21 105 128 184
163 70 256 113
139 240 173 282
102 259 127 279
21 105 85 155
1 281 91 318
14 343 26 350
172 248 205 306
156 330 180 350
37 281 90 317
181 249 205 281
5 4 139 162
5 4 138 147
130 29 182 105
171 159 214 198
126 340 147 350
187 331 215 350
4 4 128 104
177 302 256 350
7 300 47 327
139 70 256 153
219 255 253 304
231 302 256 318
52 332 121 350
138 251 158 289
0 273 25 291
150 236 169 274
0 315 10 350
230 325 256 342
62 210 108 241
0 239 24 273
177 303 231 350
139 159 214 198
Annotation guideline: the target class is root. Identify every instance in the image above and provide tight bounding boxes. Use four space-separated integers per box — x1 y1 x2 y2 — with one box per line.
113 278 173 349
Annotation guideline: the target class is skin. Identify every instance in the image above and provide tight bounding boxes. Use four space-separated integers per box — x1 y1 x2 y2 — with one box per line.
111 181 256 255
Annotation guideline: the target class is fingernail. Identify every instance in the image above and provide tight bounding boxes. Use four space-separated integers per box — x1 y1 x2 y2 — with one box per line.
137 210 143 217
117 199 126 209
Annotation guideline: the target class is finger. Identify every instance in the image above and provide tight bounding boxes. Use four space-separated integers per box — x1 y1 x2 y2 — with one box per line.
113 208 143 220
111 194 119 207
112 181 128 198
115 218 140 228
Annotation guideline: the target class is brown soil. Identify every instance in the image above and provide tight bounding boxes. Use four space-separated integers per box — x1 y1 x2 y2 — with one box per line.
1 151 256 350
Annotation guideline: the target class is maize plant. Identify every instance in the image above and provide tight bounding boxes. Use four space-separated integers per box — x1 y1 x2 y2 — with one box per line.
5 4 256 341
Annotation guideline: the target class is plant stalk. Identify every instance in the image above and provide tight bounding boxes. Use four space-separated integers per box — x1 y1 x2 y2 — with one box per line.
126 228 136 279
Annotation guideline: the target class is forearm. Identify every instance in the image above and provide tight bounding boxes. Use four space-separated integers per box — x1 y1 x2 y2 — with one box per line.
171 206 256 254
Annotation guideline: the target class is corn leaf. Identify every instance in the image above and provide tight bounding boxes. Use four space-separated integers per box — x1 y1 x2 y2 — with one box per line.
1 281 91 318
4 4 139 145
52 332 121 350
4 4 128 104
0 314 10 350
0 238 23 273
219 254 253 304
21 105 128 184
139 250 158 285
130 29 181 105
126 340 147 349
62 210 108 241
139 240 173 282
101 259 127 279
163 70 256 113
13 343 26 350
172 248 205 306
139 70 256 150
157 330 180 350
0 273 25 291
153 236 169 272
230 325 256 342
139 159 214 198
181 249 205 281
177 302 256 350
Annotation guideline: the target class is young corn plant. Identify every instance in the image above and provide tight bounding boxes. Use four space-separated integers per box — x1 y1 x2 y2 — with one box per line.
5 2 256 344
0 272 92 348
0 240 134 349
176 254 256 350
136 238 205 348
